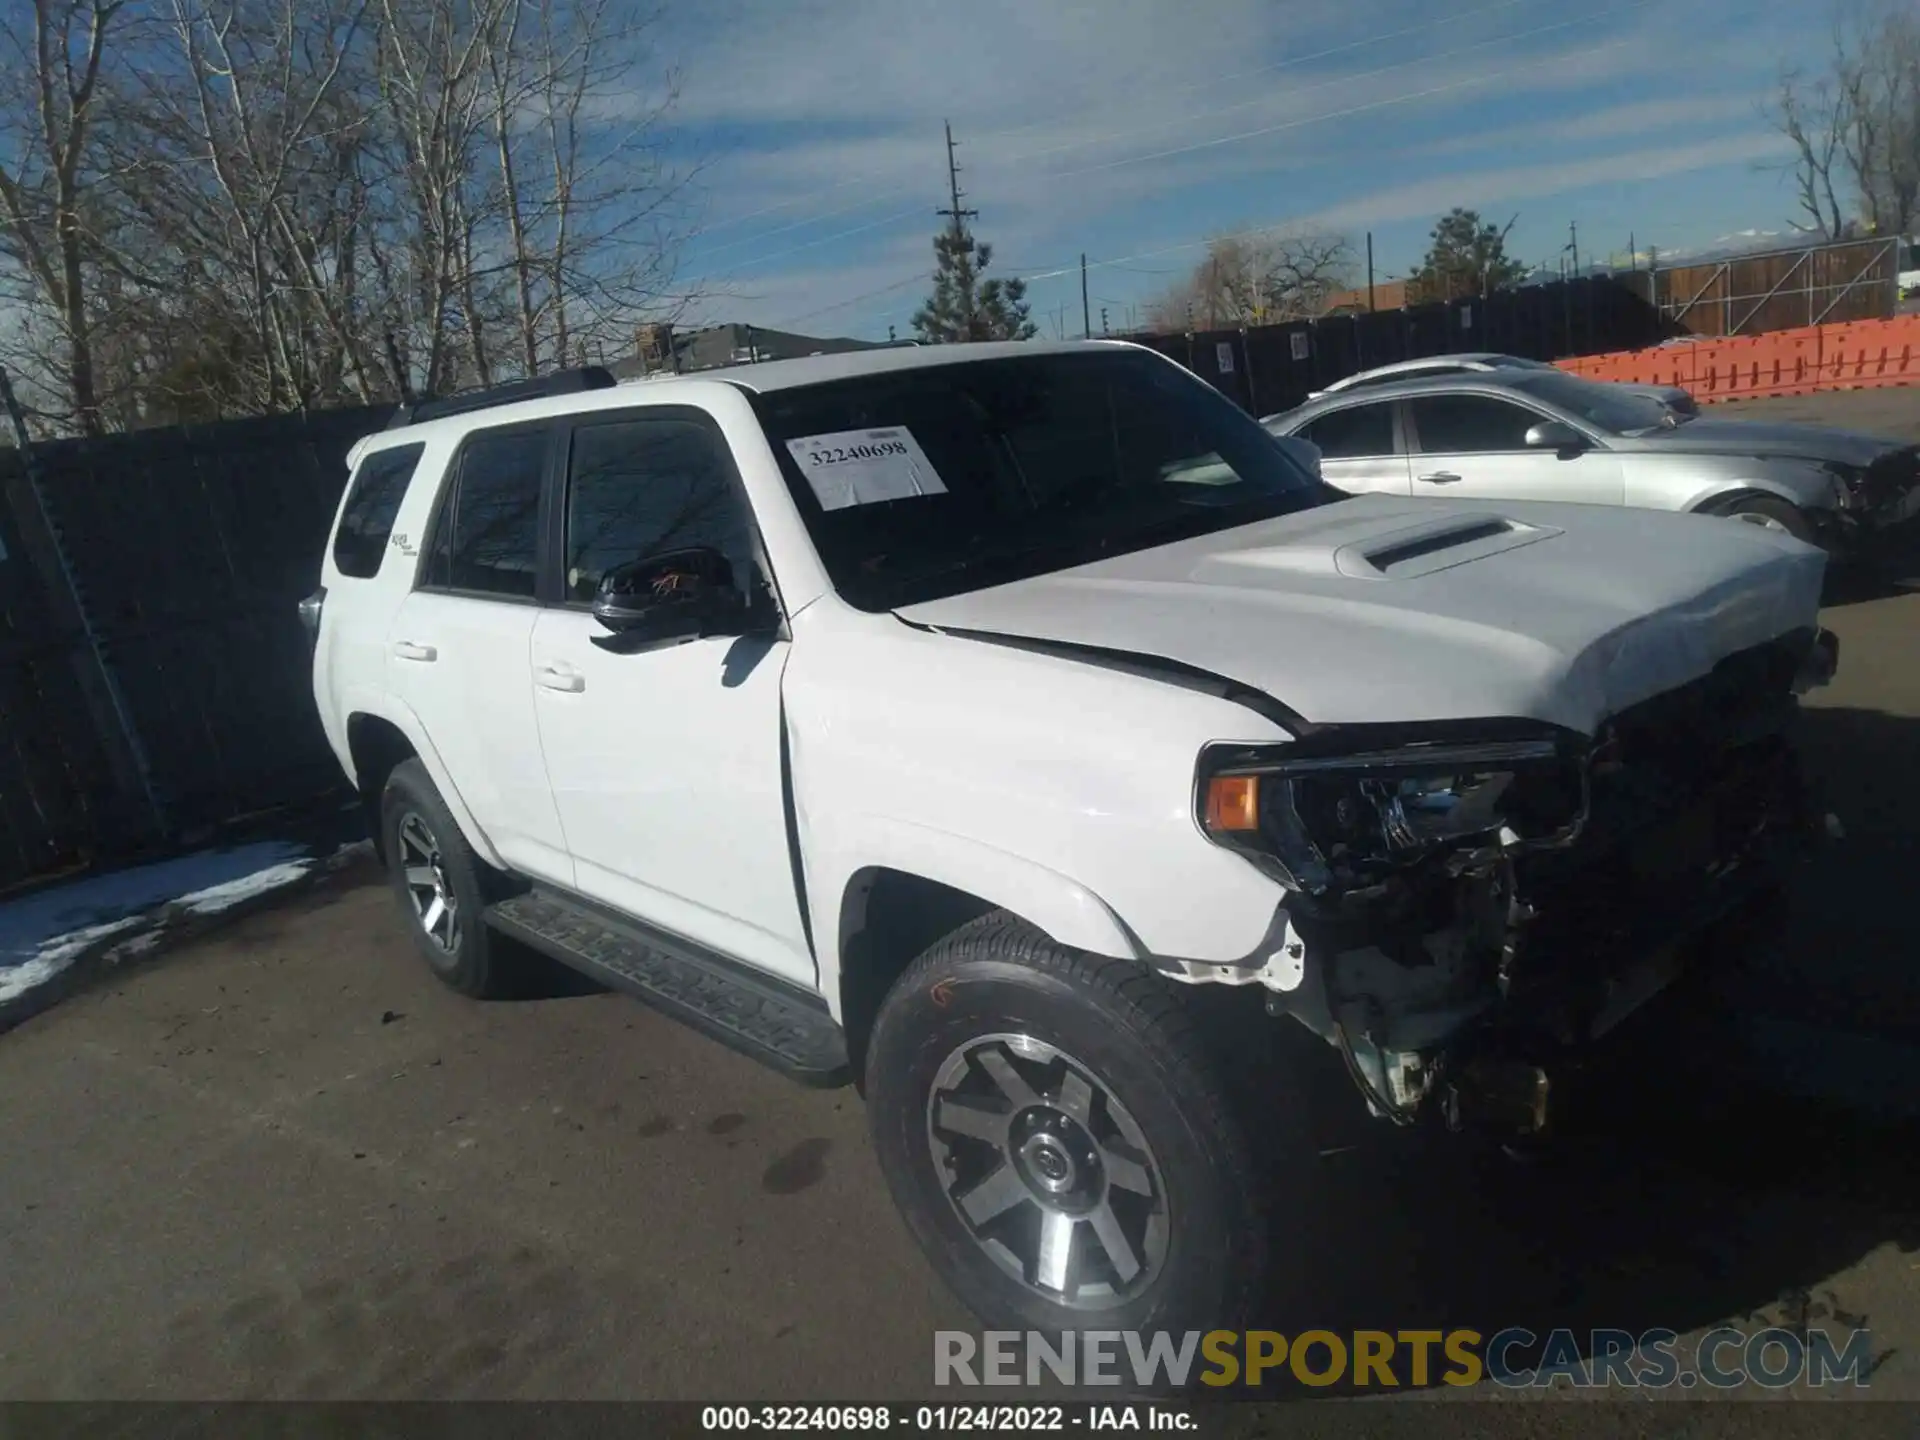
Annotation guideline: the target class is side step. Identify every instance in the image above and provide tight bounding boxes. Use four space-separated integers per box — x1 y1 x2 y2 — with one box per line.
484 889 851 1088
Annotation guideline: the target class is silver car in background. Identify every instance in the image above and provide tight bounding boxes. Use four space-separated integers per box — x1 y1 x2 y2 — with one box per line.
1264 369 1920 556
1304 352 1698 418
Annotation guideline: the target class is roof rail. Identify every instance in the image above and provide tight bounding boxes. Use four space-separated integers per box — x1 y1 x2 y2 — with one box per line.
387 366 618 429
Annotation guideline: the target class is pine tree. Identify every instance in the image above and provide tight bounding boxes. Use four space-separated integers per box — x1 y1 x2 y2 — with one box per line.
911 228 1036 343
1409 208 1527 303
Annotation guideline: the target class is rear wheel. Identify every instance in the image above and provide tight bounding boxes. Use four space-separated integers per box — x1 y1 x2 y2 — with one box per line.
865 913 1266 1336
380 759 524 998
1722 495 1816 544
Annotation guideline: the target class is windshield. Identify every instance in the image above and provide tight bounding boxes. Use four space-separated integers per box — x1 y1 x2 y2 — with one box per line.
1512 371 1673 434
749 349 1339 611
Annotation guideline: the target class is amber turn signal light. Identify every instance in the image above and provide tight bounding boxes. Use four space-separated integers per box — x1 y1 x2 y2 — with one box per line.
1204 774 1260 832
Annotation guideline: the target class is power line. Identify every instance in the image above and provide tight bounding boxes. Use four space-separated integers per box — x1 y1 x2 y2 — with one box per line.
682 0 1552 256
717 1 1654 330
1037 1 1657 185
689 0 1652 287
769 272 929 329
1016 33 1639 287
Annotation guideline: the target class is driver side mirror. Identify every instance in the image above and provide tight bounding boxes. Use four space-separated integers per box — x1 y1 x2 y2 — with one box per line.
1524 420 1589 455
590 546 750 653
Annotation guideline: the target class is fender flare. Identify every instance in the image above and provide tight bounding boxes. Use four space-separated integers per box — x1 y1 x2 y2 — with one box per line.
825 818 1145 983
1686 482 1814 516
344 690 508 872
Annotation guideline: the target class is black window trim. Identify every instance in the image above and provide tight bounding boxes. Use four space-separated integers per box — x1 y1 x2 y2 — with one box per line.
413 416 564 606
1402 387 1605 456
1297 397 1405 460
545 402 790 631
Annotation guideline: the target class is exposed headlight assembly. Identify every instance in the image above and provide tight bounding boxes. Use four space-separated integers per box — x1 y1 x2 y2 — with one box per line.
1822 459 1865 510
1197 734 1589 896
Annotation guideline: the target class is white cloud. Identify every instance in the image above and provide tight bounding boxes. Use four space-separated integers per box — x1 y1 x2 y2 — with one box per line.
1300 132 1797 233
661 0 1788 335
1411 93 1767 158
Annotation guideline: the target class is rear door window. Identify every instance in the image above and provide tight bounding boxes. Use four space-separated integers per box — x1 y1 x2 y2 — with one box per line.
332 444 424 579
1297 402 1396 459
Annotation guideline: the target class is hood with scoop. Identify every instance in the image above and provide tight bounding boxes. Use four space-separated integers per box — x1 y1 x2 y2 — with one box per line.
895 494 1826 736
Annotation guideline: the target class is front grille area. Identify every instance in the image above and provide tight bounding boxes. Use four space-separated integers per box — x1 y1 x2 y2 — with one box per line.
1500 631 1814 994
1863 445 1920 511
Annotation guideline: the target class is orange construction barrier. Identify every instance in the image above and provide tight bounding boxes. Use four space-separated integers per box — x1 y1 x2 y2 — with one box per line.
1555 314 1920 404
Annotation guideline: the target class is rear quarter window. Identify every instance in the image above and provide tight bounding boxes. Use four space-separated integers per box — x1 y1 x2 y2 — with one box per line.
333 443 426 579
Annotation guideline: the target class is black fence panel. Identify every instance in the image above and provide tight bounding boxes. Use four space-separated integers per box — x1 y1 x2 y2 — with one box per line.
0 467 124 891
1128 275 1674 416
1 402 393 889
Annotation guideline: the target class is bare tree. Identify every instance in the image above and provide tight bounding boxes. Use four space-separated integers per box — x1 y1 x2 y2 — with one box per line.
1 0 696 431
1770 1 1920 241
1144 229 1354 332
0 0 128 434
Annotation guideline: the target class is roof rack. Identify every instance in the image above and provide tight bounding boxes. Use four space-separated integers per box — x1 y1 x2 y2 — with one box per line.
386 365 618 429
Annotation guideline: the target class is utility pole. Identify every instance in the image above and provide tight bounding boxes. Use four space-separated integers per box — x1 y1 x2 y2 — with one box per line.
1081 254 1091 339
1568 220 1579 278
936 120 980 336
1366 232 1376 312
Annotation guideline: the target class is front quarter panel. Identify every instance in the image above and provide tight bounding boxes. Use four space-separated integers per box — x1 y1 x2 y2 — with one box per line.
782 601 1298 1013
1622 453 1838 515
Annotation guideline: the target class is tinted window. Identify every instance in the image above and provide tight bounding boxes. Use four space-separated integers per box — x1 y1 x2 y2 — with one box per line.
750 350 1334 612
1409 394 1540 453
332 444 423 579
1298 403 1395 459
422 428 547 598
1509 372 1671 433
563 419 754 603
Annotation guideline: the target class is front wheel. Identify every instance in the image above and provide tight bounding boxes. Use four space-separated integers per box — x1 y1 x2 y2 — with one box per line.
1722 495 1817 544
865 913 1267 1336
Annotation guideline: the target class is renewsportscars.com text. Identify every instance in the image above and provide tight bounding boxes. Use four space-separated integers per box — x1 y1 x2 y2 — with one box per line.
935 1327 1876 1390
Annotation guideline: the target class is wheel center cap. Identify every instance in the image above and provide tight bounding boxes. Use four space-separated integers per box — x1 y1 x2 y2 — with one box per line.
1020 1133 1077 1193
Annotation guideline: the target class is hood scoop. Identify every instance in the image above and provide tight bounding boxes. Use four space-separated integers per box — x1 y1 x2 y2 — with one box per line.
1335 513 1560 580
1195 510 1561 584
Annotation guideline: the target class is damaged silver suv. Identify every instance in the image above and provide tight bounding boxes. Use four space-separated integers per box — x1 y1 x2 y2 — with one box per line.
311 341 1840 1335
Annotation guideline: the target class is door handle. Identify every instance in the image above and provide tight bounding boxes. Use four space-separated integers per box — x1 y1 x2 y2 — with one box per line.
392 640 438 662
1417 471 1464 485
536 665 585 693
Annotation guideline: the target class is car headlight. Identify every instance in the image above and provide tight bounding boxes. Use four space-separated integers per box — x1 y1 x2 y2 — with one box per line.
1822 460 1864 510
1196 734 1587 895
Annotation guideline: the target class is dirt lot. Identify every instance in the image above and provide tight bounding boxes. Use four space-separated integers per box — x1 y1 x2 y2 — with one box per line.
1 388 1917 1407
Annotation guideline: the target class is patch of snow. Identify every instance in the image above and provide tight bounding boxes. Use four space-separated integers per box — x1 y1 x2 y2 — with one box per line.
0 841 309 967
175 861 316 916
0 917 147 1004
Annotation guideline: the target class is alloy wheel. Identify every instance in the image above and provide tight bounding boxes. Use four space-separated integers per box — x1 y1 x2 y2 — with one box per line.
397 812 461 954
926 1033 1168 1309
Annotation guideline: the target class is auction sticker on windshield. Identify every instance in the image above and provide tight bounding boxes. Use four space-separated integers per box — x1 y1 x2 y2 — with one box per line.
786 427 948 511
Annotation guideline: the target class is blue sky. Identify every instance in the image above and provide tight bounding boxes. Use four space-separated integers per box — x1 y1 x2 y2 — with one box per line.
657 0 1821 339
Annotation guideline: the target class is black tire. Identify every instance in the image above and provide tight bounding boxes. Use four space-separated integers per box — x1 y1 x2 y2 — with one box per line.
379 758 520 999
1722 495 1816 544
865 912 1266 1338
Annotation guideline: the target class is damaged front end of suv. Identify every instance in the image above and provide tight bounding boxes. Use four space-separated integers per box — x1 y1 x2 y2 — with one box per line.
1190 625 1841 1138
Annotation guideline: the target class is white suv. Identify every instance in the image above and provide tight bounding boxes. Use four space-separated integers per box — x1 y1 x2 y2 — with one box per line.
308 340 1837 1333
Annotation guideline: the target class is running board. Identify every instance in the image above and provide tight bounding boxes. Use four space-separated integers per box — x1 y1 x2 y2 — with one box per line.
484 889 851 1088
